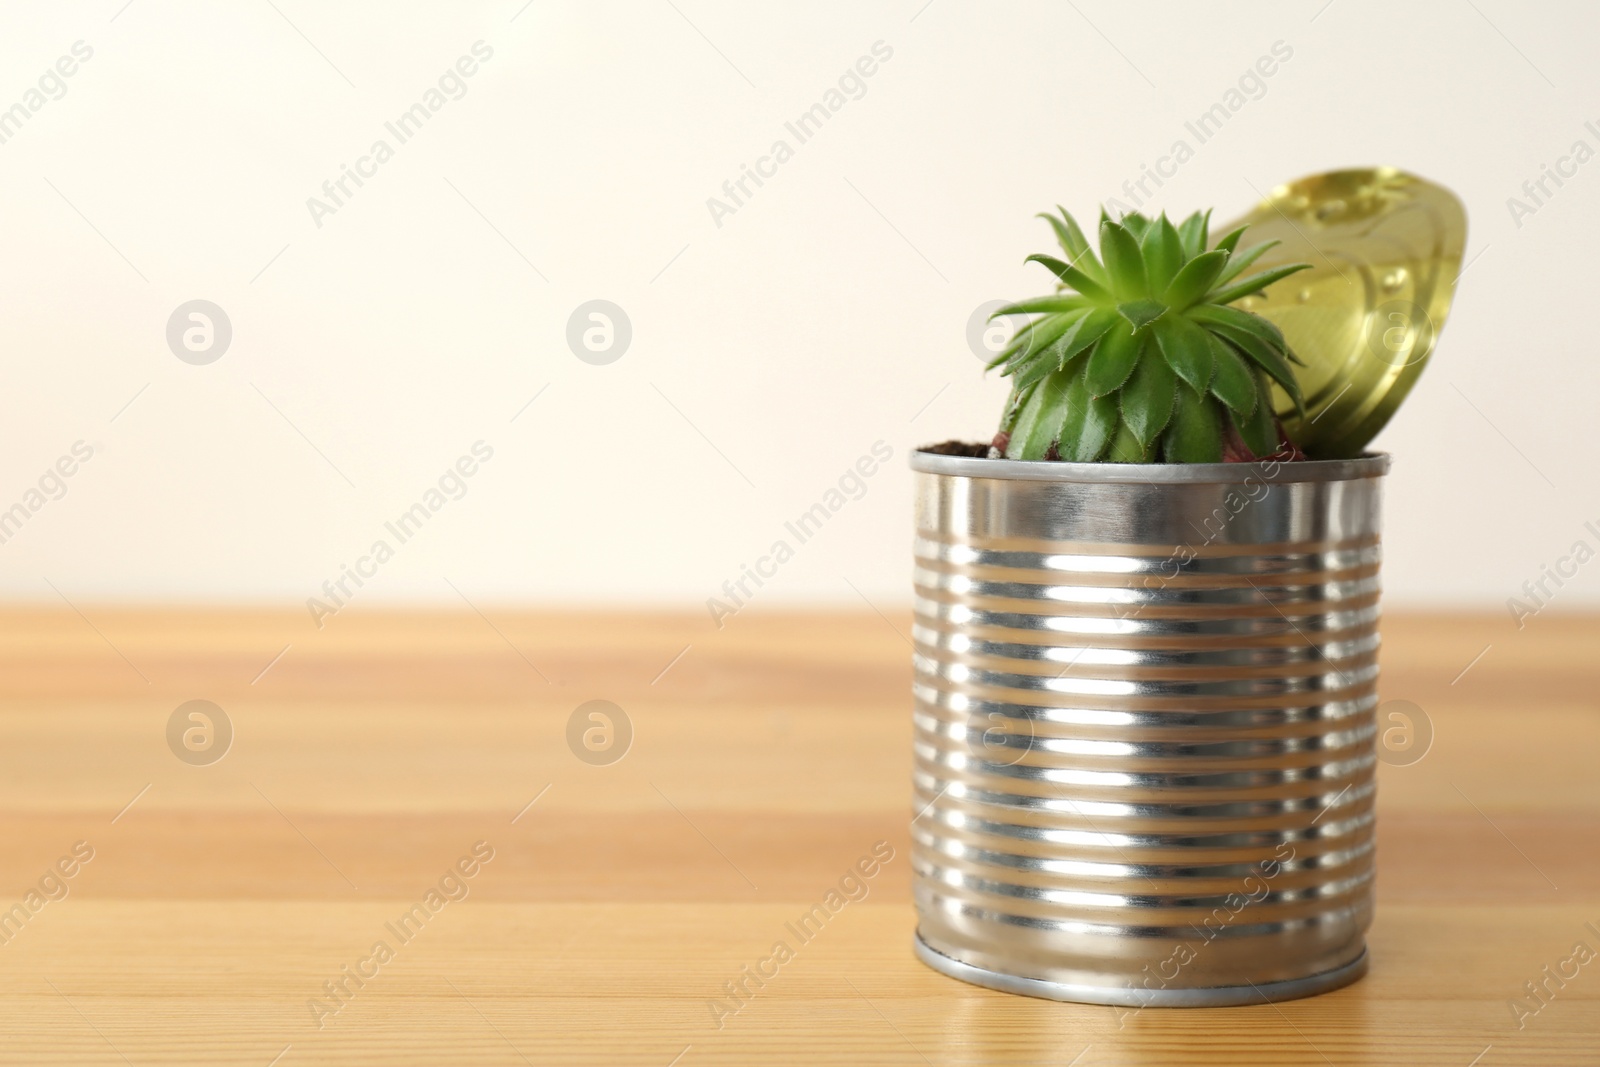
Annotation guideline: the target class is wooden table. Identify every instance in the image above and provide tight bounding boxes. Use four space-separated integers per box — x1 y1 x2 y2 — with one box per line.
1 607 1596 1065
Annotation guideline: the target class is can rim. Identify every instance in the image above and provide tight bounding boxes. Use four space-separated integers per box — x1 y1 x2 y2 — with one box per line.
910 449 1390 485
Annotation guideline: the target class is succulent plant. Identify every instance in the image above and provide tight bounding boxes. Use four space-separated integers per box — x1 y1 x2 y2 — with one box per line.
990 208 1312 462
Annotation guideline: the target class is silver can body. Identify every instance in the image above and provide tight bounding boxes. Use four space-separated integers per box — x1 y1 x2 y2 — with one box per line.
910 451 1388 1006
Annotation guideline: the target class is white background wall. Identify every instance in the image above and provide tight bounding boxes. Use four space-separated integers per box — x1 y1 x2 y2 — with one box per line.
0 0 1595 622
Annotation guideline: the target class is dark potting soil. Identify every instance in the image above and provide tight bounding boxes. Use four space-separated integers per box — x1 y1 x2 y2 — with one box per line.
920 440 993 458
917 437 1308 463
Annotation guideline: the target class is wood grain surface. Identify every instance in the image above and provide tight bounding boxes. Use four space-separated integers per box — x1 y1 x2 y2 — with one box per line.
0 607 1596 1065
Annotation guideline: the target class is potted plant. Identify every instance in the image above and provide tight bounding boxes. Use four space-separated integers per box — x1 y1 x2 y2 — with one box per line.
911 175 1461 1007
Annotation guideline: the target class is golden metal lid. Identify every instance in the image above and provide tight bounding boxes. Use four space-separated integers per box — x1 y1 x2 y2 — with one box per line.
1217 167 1467 458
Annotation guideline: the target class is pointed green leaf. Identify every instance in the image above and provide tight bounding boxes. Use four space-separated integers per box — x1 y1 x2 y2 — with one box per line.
1142 214 1185 294
991 295 1091 319
1119 212 1151 240
1005 369 1074 460
1038 211 1087 260
1177 210 1207 260
1163 249 1230 309
1207 263 1312 307
998 380 1037 435
1205 333 1258 416
1043 307 1119 370
998 311 1083 374
1179 209 1211 260
1235 370 1280 456
1058 374 1118 462
1107 421 1152 463
1067 223 1111 288
1025 254 1116 303
1116 298 1166 330
1011 350 1060 391
1082 320 1140 397
1042 209 1111 288
1118 340 1178 447
987 317 1040 371
1212 239 1281 287
1209 323 1303 413
1187 303 1287 353
985 319 1029 371
1163 385 1223 463
1098 220 1149 299
1151 314 1215 393
991 310 1080 371
1212 224 1249 256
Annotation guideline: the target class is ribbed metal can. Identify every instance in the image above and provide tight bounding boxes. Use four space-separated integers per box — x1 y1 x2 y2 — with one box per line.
910 450 1388 1007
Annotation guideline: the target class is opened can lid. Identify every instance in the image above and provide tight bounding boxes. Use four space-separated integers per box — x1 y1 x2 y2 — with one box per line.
1217 167 1467 458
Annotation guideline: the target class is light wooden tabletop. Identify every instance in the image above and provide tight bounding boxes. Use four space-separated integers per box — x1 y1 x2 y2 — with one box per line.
0 607 1595 1066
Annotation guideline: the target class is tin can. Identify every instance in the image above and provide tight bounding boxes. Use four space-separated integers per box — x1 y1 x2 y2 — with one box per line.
910 450 1387 1006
